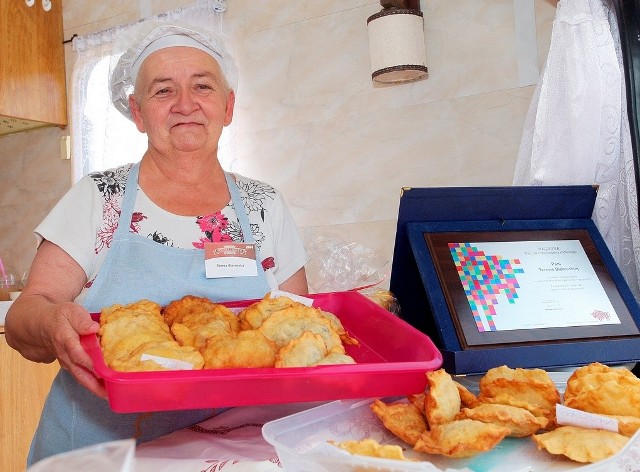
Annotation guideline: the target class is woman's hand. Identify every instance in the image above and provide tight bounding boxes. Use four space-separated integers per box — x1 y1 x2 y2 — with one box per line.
44 301 107 399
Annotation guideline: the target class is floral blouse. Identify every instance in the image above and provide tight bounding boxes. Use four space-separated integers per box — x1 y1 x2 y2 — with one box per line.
35 163 308 303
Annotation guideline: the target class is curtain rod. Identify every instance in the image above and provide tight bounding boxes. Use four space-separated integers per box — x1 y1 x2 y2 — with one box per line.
63 34 78 44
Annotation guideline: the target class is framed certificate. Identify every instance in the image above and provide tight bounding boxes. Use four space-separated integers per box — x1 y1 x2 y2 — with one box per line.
423 229 639 349
402 217 640 374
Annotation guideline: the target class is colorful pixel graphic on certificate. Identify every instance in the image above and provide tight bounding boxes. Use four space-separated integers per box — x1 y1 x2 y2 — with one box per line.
449 242 524 332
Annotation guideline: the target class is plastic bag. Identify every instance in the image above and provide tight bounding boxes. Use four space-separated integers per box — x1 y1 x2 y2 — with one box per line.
304 234 401 315
27 439 135 472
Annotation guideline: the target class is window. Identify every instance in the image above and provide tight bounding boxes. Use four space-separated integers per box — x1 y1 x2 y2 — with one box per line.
76 56 148 178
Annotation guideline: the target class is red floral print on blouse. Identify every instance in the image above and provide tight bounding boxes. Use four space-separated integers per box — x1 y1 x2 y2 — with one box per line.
193 211 233 249
130 212 147 231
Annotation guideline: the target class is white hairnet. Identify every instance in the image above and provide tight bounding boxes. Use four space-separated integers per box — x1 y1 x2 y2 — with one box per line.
109 19 238 121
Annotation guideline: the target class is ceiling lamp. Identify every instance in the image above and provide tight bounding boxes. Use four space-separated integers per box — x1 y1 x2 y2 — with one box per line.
367 0 428 84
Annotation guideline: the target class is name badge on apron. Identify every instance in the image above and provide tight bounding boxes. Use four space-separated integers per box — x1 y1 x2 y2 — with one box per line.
204 242 258 278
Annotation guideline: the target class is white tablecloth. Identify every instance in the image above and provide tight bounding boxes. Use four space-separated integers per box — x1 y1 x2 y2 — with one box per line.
134 402 323 472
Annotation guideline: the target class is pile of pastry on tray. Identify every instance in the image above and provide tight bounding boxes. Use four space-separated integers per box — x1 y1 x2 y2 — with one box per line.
98 293 358 372
330 363 640 464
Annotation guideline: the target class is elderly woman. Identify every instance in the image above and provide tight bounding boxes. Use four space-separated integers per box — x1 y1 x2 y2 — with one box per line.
5 21 308 465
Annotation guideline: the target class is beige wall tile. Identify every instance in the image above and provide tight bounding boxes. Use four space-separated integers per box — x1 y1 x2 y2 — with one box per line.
0 127 71 276
147 0 196 16
0 0 558 289
62 0 137 30
233 1 527 136
225 0 375 36
233 86 533 228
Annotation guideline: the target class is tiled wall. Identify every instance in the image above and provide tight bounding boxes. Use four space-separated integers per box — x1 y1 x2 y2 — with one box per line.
0 0 556 291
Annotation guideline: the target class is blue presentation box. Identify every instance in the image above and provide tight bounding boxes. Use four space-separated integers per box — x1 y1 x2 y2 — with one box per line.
390 185 640 375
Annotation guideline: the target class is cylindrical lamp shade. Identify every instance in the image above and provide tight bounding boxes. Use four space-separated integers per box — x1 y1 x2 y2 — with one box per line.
367 9 428 83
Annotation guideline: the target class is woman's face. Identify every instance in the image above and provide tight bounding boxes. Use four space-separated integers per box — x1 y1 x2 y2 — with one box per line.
129 46 234 156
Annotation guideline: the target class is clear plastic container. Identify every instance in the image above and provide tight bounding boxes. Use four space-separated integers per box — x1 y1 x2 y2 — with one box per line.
263 399 444 472
0 273 20 301
262 398 640 472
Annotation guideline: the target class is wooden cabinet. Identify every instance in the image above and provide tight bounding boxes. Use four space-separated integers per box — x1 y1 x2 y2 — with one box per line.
1 331 59 472
0 0 67 135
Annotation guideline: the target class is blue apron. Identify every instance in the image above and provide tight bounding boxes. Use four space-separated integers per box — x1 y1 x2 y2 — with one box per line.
28 162 271 465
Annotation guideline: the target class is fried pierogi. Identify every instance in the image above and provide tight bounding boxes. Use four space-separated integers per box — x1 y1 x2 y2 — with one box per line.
314 351 356 365
563 363 640 417
532 425 629 463
328 439 410 461
99 300 200 371
100 293 356 371
414 419 510 458
163 295 238 330
355 364 640 465
477 393 555 426
407 392 427 417
454 381 480 408
564 362 639 398
101 329 174 366
99 301 170 352
370 399 428 447
99 299 164 326
110 340 204 372
258 307 344 352
425 369 461 426
275 331 327 367
100 304 170 352
165 297 239 350
598 414 640 438
171 317 232 351
456 403 548 437
274 330 353 367
201 330 277 369
317 309 358 345
238 293 306 330
239 293 358 345
564 380 640 417
479 365 560 412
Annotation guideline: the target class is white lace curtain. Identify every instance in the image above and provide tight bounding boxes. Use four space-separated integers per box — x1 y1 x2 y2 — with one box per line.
69 0 229 183
513 0 640 299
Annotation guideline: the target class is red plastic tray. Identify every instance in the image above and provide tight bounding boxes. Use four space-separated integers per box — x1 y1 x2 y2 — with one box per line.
81 291 443 413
